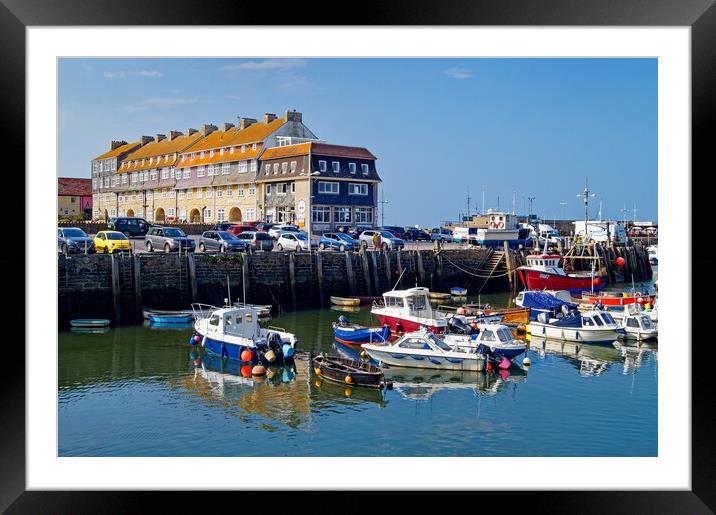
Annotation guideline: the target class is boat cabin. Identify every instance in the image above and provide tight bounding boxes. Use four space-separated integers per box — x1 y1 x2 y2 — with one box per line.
525 254 565 274
204 306 263 340
486 211 519 230
394 330 458 353
382 287 436 318
581 311 617 327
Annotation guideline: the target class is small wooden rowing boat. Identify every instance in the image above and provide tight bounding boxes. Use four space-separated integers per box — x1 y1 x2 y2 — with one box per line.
312 353 387 389
464 305 531 325
148 313 193 324
428 291 452 300
143 308 194 320
330 296 361 306
450 287 468 296
70 319 111 328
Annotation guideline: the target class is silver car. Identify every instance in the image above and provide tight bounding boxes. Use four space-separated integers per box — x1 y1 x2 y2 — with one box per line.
199 231 247 253
57 227 95 254
358 230 405 250
268 224 300 239
276 232 318 252
144 226 196 253
234 231 275 251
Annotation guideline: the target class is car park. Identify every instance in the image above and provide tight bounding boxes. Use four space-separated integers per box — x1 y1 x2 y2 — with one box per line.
403 227 431 241
234 231 275 251
380 226 406 240
358 230 405 250
199 231 247 253
319 232 357 251
57 227 95 254
226 225 255 236
144 226 195 253
268 224 300 239
430 227 453 242
107 216 152 237
94 230 132 254
276 232 318 252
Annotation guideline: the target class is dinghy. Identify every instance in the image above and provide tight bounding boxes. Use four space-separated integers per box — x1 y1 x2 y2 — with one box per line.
330 296 361 307
450 287 468 296
312 353 388 389
70 319 110 328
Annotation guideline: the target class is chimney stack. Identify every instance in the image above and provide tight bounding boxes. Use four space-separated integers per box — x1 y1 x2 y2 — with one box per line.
187 128 198 135
284 109 302 122
263 113 277 124
201 124 218 136
140 135 153 145
168 130 183 141
155 134 167 143
239 117 258 130
220 122 235 132
110 140 127 150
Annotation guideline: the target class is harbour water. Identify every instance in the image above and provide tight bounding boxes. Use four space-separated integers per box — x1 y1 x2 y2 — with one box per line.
59 290 657 457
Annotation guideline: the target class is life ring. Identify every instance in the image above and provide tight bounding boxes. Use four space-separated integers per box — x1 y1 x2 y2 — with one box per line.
497 221 504 229
490 222 499 229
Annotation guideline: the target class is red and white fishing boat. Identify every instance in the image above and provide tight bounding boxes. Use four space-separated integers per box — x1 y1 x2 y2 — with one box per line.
580 290 656 308
516 254 607 295
371 287 448 334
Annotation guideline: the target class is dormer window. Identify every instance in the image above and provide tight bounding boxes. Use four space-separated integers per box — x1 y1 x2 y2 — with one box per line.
332 161 340 173
200 151 205 158
349 162 356 174
252 143 257 151
148 157 153 164
230 146 235 154
241 145 246 153
219 148 224 156
190 153 195 160
361 164 369 174
281 162 288 174
181 155 186 161
319 160 327 172
209 149 214 157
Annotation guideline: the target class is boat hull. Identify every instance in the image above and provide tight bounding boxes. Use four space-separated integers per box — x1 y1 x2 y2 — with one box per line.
333 324 392 345
528 322 620 343
582 293 656 307
362 347 485 371
520 269 607 294
70 319 110 328
376 314 445 334
148 314 193 324
330 296 361 306
312 355 384 388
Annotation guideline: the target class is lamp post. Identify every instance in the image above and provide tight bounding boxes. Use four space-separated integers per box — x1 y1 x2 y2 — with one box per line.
302 170 320 255
378 187 389 227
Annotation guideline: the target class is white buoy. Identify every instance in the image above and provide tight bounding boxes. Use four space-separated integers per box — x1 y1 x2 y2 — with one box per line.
522 357 531 367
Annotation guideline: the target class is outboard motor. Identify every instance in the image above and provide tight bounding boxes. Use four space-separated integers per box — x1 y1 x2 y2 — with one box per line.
561 304 570 316
268 331 283 351
448 316 470 335
338 315 350 327
537 312 549 324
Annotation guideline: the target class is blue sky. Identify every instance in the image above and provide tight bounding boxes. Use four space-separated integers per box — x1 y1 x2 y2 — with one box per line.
59 58 657 225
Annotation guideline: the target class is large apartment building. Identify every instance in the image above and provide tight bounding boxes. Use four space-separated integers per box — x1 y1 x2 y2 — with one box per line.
91 110 382 233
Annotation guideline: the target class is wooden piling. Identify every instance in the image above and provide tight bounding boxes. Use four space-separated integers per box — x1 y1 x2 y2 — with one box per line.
503 241 513 290
383 249 392 290
316 251 326 307
133 254 142 321
111 254 122 324
436 251 444 291
288 252 298 309
345 251 357 296
370 250 380 294
396 251 404 289
241 253 250 303
360 248 373 296
416 250 426 286
187 253 198 303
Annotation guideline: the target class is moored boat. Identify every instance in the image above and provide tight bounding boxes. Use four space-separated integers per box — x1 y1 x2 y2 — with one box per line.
515 290 579 321
450 287 468 296
330 296 361 307
371 287 448 334
580 290 656 308
462 304 530 325
517 254 607 294
332 316 391 345
191 303 298 365
428 291 452 300
528 308 622 344
361 327 487 371
148 313 193 324
443 323 527 360
143 308 194 320
312 353 388 389
70 318 111 328
612 304 658 340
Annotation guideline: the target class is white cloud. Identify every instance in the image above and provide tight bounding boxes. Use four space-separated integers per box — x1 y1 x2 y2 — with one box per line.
444 67 472 79
103 70 164 79
103 71 126 79
221 58 308 71
223 94 241 101
81 62 93 73
122 96 200 112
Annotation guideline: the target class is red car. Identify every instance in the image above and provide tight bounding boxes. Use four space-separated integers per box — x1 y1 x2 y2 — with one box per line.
226 225 254 236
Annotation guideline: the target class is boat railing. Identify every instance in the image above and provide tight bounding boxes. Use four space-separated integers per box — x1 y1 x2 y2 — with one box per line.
267 325 287 333
191 303 220 321
372 299 385 309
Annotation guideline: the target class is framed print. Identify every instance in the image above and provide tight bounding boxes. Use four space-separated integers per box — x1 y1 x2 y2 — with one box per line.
4 0 715 512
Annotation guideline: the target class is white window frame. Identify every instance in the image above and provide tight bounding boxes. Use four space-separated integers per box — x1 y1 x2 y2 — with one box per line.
361 163 369 174
349 183 368 196
319 160 327 172
318 181 339 194
332 161 340 173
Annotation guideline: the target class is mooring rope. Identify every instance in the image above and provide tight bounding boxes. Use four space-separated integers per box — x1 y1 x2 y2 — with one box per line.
438 252 512 279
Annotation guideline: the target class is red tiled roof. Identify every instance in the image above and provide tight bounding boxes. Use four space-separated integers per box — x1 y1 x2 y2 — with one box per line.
58 177 92 196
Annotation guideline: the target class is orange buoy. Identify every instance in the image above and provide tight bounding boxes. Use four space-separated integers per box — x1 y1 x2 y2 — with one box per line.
344 375 353 384
240 365 252 377
344 388 353 397
314 367 322 376
240 350 253 362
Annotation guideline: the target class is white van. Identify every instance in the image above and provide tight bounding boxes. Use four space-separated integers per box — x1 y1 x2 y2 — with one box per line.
452 227 477 243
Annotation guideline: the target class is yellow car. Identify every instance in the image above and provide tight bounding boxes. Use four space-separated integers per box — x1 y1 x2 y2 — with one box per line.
94 230 132 254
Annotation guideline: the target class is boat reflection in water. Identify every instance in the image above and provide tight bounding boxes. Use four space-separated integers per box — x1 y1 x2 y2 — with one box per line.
333 340 527 401
178 351 310 430
614 340 659 375
526 335 657 376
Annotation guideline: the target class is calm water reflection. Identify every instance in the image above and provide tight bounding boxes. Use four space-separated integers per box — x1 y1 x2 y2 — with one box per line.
59 292 657 457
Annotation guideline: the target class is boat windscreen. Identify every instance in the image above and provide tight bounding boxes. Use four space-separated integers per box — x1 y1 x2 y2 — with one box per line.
600 313 616 325
496 328 513 342
426 333 452 351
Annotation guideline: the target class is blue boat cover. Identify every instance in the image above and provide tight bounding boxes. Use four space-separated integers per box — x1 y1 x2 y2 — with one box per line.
521 291 577 311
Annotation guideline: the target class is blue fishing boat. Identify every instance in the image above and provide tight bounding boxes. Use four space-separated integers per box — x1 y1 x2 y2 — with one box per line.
450 287 468 296
333 316 391 345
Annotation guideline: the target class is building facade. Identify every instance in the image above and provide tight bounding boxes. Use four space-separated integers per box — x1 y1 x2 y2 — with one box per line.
91 110 380 232
58 178 93 218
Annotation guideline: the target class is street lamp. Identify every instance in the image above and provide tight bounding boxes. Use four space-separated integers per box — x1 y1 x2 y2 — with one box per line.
300 170 320 254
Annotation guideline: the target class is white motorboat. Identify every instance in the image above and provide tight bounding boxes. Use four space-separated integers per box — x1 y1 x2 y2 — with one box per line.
191 303 298 364
614 304 658 340
361 327 487 371
528 308 623 344
371 287 448 334
442 323 527 360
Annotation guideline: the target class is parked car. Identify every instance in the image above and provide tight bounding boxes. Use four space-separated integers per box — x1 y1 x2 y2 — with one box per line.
255 222 275 233
334 225 360 239
276 232 318 252
430 227 453 241
144 226 195 253
213 222 235 232
403 227 431 241
268 224 300 239
226 225 255 236
358 230 405 250
94 230 132 254
380 226 406 240
319 232 357 251
107 216 152 237
57 227 95 254
234 231 275 251
199 231 247 253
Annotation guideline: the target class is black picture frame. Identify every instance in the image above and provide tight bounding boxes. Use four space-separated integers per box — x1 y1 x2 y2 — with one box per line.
4 0 713 512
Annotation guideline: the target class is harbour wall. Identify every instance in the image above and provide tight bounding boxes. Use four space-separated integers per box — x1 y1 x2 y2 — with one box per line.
58 248 500 325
